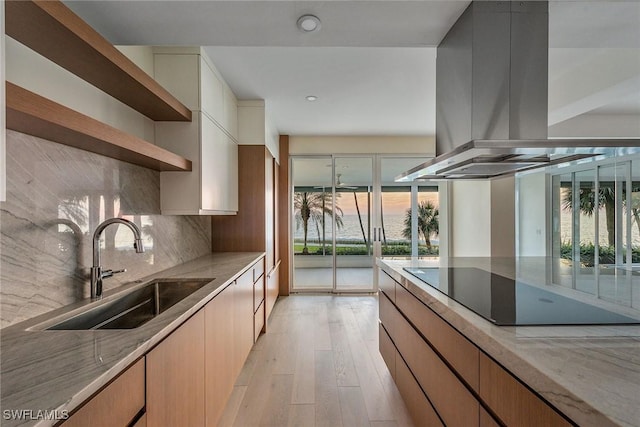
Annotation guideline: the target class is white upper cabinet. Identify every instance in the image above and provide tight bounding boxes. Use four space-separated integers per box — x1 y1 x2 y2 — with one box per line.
154 47 238 215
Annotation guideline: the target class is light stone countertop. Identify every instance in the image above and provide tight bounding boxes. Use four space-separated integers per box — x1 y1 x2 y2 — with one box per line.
378 257 640 427
0 252 265 427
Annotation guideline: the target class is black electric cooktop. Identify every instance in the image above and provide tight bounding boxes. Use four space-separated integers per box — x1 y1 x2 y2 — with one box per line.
403 267 640 326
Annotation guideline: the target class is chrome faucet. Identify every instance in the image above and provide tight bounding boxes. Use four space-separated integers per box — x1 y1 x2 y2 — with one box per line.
90 218 145 299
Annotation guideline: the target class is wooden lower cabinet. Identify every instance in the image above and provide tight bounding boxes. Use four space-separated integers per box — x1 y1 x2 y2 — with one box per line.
393 299 480 426
265 263 279 322
254 300 265 342
379 268 574 427
205 283 236 427
379 270 396 303
479 354 571 427
395 345 444 427
480 407 500 427
146 310 206 427
378 325 396 380
235 268 255 375
395 282 479 391
132 413 147 427
63 358 145 427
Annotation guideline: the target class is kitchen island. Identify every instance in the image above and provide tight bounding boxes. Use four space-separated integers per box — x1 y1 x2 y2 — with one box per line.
0 252 265 427
378 257 640 427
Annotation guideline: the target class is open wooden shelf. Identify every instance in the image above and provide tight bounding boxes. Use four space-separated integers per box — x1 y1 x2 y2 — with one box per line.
6 82 192 172
5 0 192 122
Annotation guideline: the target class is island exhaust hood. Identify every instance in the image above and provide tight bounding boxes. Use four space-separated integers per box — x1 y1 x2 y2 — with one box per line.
396 2 640 181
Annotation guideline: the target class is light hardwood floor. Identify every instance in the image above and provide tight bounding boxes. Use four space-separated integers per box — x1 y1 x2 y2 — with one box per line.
217 295 414 427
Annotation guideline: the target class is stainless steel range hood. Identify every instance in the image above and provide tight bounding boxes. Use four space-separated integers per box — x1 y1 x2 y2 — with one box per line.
396 139 640 181
396 1 640 181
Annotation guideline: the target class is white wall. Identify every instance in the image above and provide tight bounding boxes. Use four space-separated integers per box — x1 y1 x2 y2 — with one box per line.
451 181 492 257
290 136 435 155
549 113 640 138
517 172 548 256
548 47 640 138
5 37 155 142
116 45 155 77
445 178 516 258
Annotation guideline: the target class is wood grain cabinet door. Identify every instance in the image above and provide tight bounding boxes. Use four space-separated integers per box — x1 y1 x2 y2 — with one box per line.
234 270 255 375
62 358 145 427
146 310 206 427
205 283 236 427
479 354 572 427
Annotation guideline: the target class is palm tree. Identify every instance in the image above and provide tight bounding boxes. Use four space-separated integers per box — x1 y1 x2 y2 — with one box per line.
294 191 343 254
562 186 615 246
352 191 369 253
402 201 439 249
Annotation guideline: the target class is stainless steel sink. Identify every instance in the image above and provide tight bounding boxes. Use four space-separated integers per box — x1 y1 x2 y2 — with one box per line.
46 278 213 330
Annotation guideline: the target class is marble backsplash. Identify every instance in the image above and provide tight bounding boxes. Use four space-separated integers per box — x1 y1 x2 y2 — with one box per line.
0 131 212 328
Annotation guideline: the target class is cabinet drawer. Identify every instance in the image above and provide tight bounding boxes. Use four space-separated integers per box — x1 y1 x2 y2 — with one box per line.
479 354 571 427
379 324 396 380
253 258 265 283
254 276 265 313
395 348 443 427
254 300 265 342
394 303 479 426
480 407 500 427
132 413 147 427
379 269 396 302
237 266 253 289
395 282 479 391
63 358 145 427
378 291 396 339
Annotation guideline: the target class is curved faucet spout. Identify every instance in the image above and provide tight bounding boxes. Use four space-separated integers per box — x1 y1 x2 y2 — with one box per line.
91 218 145 299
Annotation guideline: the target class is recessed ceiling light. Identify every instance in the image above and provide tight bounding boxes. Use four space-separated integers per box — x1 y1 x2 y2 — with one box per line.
297 15 321 33
305 95 318 102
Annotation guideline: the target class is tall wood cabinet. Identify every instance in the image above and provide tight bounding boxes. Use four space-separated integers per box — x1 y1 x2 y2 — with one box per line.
212 145 280 325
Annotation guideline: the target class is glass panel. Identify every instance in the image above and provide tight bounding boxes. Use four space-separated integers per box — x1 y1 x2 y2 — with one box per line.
292 158 334 291
380 186 411 256
552 173 573 288
598 163 632 304
598 165 620 265
335 157 373 290
632 159 640 267
574 170 596 293
417 186 440 257
379 157 429 257
551 157 640 311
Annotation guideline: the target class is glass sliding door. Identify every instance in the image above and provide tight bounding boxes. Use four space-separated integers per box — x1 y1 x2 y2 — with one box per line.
334 156 375 292
291 157 334 291
550 155 640 309
291 155 439 293
379 157 433 257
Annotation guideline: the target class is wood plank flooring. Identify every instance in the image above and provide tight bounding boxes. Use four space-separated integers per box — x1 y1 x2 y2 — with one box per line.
218 295 414 427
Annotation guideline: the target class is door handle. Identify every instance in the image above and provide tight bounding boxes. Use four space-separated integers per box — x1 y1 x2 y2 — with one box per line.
373 228 377 242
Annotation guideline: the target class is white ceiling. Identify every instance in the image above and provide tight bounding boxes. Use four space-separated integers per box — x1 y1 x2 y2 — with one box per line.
63 0 640 137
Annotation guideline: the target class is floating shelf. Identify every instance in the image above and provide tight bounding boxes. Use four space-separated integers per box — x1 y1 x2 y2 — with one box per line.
5 0 192 122
6 82 192 172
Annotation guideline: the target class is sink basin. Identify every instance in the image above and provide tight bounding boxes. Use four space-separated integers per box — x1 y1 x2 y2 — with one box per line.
46 278 213 330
